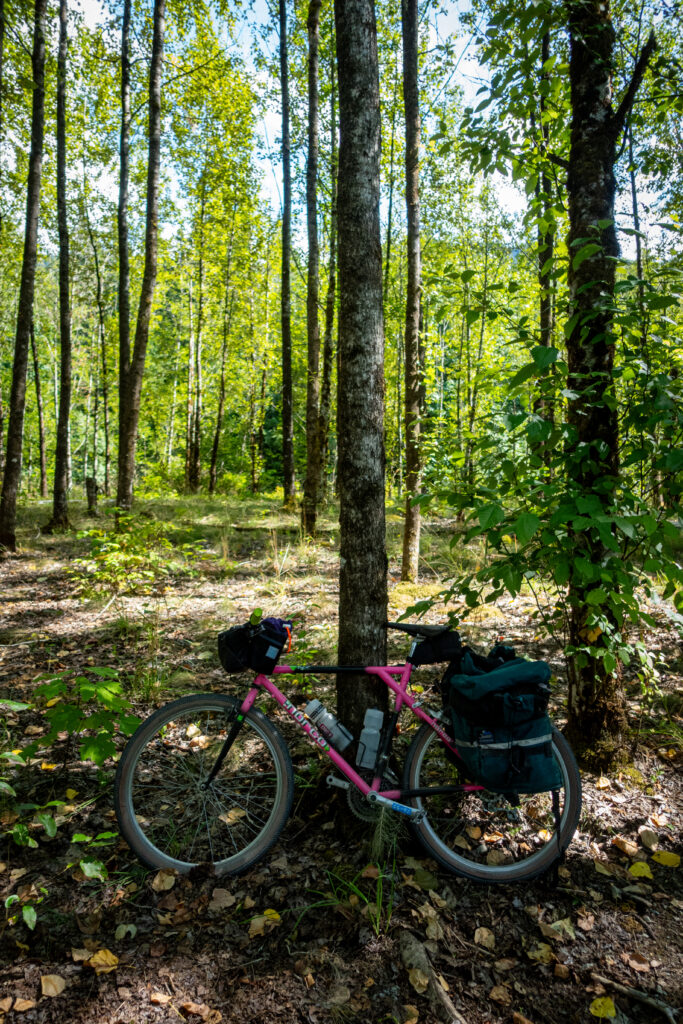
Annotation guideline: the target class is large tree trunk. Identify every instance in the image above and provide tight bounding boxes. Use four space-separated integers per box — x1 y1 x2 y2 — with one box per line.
302 0 322 536
30 321 47 498
45 0 71 531
563 1 655 763
335 0 388 738
0 0 47 551
400 0 422 582
280 0 296 508
117 0 131 502
116 0 165 514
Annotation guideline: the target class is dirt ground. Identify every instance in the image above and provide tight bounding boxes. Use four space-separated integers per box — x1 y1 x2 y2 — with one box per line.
0 513 681 1024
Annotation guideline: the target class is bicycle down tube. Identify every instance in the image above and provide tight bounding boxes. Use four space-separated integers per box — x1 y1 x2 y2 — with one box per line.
230 662 479 818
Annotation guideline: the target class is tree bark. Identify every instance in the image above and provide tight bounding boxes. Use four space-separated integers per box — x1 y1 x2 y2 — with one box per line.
335 0 388 738
117 0 131 504
84 188 110 495
400 0 422 583
280 0 296 508
116 0 165 514
302 0 322 536
0 0 47 551
45 0 71 531
209 248 234 495
187 183 206 494
563 2 656 761
30 321 47 498
318 62 338 501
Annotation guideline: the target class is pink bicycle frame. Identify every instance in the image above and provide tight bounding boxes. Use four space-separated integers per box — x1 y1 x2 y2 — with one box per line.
235 661 481 820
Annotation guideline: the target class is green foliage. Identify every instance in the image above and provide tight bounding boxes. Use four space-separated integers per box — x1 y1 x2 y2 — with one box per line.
26 666 140 767
71 514 202 597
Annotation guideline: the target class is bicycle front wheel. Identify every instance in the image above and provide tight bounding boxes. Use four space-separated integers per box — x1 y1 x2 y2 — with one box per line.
402 724 581 884
115 694 294 875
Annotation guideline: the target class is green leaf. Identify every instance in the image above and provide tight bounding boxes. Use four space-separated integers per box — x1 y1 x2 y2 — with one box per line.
512 512 541 546
572 243 602 270
22 905 37 930
80 857 108 881
531 345 559 370
509 362 537 387
478 504 504 530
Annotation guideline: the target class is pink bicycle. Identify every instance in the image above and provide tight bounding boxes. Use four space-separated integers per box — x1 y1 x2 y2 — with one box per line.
115 622 581 884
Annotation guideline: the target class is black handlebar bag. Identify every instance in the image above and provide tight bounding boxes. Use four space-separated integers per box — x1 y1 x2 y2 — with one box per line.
218 618 292 674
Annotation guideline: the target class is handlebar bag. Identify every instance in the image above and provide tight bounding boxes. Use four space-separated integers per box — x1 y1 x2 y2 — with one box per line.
444 653 563 795
218 618 292 674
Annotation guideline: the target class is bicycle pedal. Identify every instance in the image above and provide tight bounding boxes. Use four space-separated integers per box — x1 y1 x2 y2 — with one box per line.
326 775 350 791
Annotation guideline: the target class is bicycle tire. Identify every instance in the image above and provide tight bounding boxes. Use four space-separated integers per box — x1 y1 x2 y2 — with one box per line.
402 724 581 883
115 694 294 875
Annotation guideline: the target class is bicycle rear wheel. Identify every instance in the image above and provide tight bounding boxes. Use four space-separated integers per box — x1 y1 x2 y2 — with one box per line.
115 694 293 875
402 724 581 883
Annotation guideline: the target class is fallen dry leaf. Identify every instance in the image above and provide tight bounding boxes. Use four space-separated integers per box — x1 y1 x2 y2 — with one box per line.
527 943 554 964
13 999 37 1013
638 827 658 851
408 968 429 995
402 1005 419 1024
71 948 91 962
622 951 650 973
181 1001 211 1018
652 850 680 868
150 992 171 1005
151 869 176 892
554 964 570 980
0 997 13 1012
361 864 380 878
512 1013 535 1024
589 995 616 1018
209 888 236 911
494 958 517 972
612 836 638 858
474 926 495 950
489 984 511 1005
86 949 119 975
327 985 351 1006
40 975 66 997
595 776 611 790
628 862 653 879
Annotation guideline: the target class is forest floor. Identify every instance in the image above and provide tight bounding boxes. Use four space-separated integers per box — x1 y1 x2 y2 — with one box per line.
0 496 681 1024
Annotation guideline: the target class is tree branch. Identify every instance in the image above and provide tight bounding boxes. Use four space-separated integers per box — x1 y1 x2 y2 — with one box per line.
612 29 657 137
547 151 569 172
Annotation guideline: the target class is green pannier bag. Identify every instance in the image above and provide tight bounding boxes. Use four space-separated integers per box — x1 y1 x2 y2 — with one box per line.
445 654 563 796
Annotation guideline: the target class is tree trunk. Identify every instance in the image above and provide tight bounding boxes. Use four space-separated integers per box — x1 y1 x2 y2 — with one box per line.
563 3 655 762
335 0 388 738
84 187 110 495
116 0 165 514
0 0 47 551
400 0 422 583
45 0 71 530
30 321 47 498
280 0 296 508
318 62 338 502
302 0 322 536
184 276 194 491
117 0 131 505
0 0 4 237
209 270 234 495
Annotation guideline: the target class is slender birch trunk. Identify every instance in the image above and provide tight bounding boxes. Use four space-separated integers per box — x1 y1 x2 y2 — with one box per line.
280 0 296 507
30 321 47 498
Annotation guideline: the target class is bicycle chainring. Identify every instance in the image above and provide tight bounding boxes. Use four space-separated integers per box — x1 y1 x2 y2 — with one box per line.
347 769 399 822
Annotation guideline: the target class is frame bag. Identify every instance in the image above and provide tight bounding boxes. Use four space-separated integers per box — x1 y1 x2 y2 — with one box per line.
444 651 563 796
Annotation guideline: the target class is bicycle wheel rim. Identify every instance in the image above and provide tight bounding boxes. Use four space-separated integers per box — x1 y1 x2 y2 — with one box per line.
115 695 292 875
405 726 581 883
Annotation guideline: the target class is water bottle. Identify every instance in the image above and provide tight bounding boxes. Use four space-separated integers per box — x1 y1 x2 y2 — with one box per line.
356 708 384 769
304 700 353 752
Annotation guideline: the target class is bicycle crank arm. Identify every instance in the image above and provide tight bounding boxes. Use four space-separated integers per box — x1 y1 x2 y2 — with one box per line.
326 775 350 790
365 791 426 822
